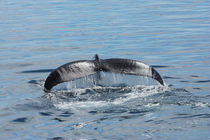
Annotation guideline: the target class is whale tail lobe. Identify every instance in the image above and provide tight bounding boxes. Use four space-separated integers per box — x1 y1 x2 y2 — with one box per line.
44 54 165 92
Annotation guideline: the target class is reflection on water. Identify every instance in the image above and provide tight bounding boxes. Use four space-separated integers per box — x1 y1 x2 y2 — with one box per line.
0 0 210 139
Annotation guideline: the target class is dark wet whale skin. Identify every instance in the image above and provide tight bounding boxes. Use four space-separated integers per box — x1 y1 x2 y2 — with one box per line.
44 54 165 92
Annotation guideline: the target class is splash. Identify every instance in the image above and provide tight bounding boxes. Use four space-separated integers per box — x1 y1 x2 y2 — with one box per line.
44 85 170 110
29 78 210 111
30 73 170 110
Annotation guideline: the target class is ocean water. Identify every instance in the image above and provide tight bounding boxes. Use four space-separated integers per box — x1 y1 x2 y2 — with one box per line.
0 0 210 139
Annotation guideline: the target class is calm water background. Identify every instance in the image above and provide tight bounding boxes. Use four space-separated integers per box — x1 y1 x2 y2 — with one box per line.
0 0 210 139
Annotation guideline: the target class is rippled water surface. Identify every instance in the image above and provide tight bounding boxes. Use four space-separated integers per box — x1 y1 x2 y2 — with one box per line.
0 0 210 139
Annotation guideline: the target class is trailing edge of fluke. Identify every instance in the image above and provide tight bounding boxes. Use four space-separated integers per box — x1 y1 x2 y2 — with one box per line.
44 54 165 92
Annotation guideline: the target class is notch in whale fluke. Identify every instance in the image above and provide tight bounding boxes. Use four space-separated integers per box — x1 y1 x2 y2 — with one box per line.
44 54 165 92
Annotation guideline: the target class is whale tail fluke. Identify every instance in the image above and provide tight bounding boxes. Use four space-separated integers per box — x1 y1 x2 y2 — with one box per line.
44 60 97 92
151 67 165 86
44 55 165 92
44 70 62 92
100 58 165 86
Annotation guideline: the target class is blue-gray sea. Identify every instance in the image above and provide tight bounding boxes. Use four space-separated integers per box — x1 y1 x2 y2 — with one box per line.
0 0 210 139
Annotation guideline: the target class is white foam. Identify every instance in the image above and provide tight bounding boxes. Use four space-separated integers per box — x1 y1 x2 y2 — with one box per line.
49 85 170 110
194 102 210 108
112 85 169 105
54 100 108 110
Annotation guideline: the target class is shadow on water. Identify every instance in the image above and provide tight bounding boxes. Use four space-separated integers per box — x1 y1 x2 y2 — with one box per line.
163 76 181 79
195 80 210 83
20 69 54 73
12 117 28 123
47 137 65 140
171 113 210 119
151 65 171 68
